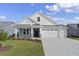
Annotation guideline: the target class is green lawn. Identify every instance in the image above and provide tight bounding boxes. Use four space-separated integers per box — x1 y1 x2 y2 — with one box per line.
69 37 79 41
0 40 44 56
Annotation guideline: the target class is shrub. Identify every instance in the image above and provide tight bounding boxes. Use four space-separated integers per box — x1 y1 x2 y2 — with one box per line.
0 41 4 47
0 32 8 42
0 32 8 47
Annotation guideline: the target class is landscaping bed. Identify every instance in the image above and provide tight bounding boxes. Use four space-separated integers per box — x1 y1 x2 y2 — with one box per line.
0 45 12 52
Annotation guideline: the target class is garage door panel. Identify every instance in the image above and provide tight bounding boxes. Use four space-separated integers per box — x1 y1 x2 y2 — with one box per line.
41 30 58 38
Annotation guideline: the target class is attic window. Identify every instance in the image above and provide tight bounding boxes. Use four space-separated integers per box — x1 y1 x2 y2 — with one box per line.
37 17 40 22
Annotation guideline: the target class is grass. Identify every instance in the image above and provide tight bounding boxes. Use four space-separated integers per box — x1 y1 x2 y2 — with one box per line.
0 39 45 56
68 36 79 41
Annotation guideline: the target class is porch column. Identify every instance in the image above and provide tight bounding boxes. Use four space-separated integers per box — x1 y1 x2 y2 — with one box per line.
15 28 17 38
31 27 33 38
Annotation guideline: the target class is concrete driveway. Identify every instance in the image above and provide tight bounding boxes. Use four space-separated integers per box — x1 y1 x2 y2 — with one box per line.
42 38 79 56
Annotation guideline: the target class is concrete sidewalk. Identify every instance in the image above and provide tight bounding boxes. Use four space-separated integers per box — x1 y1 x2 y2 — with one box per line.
42 38 79 56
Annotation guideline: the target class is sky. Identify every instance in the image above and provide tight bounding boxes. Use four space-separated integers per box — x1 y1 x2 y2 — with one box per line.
0 3 79 25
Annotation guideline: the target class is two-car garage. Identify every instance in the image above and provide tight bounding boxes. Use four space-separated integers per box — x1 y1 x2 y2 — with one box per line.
41 26 67 39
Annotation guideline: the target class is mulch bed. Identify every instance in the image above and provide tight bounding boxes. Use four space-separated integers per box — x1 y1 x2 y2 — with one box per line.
0 45 13 52
10 37 42 43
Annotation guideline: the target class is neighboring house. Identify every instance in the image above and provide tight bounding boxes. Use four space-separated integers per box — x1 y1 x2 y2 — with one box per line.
15 11 67 39
67 24 79 37
0 21 15 36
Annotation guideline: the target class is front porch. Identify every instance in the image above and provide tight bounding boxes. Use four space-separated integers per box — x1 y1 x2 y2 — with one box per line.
15 24 40 39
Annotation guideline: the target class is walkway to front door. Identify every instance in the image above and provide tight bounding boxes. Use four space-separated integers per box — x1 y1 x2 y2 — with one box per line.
33 28 40 38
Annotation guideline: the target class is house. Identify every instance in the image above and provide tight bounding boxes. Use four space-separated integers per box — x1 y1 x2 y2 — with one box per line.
0 21 15 36
15 11 67 39
67 23 79 37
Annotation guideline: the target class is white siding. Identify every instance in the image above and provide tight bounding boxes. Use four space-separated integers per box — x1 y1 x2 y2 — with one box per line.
30 13 55 25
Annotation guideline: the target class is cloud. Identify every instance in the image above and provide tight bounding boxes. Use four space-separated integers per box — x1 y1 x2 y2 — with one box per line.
0 16 7 21
69 17 79 23
45 12 56 15
45 4 59 12
50 16 79 25
51 17 68 25
45 3 79 13
59 3 79 13
45 3 79 25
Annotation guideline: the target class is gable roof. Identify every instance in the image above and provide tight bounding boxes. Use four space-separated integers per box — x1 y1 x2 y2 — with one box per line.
18 11 59 25
18 17 34 25
27 17 35 23
31 11 59 25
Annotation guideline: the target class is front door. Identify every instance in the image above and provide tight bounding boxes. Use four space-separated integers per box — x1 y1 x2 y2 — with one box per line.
33 28 40 38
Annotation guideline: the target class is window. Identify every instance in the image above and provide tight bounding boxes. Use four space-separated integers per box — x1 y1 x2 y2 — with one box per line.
27 29 29 35
37 17 40 22
23 29 26 35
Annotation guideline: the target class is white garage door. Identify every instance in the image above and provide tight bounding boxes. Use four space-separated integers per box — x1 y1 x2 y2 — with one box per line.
41 28 58 38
